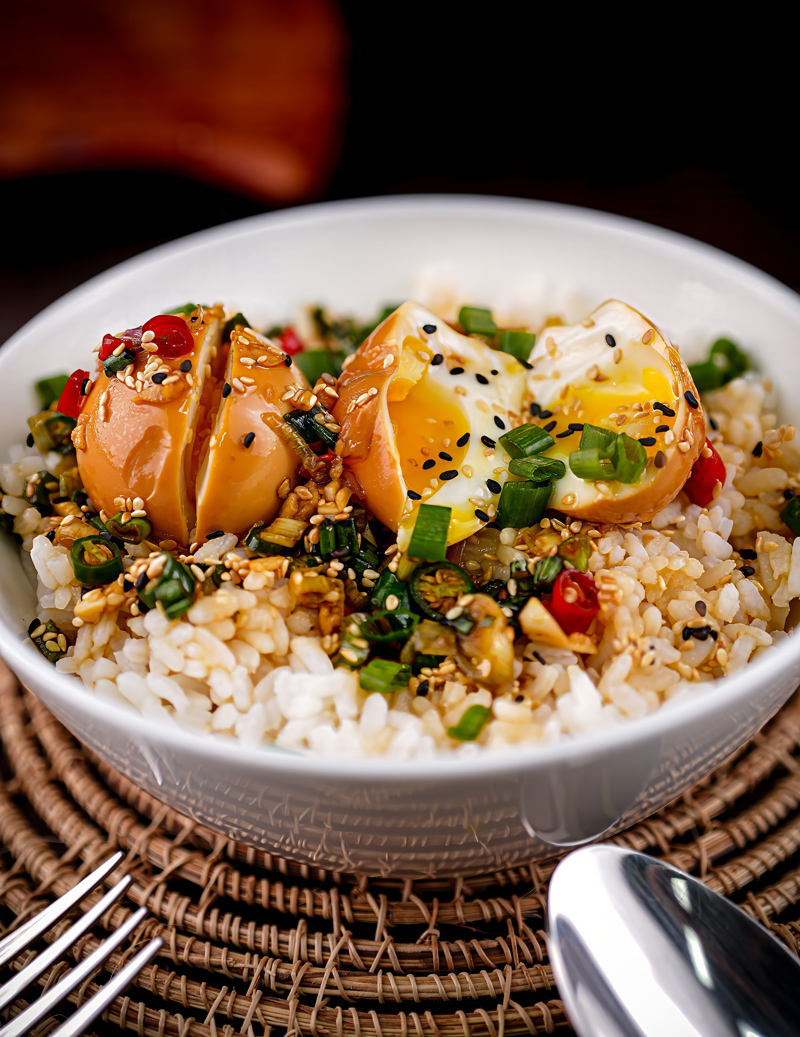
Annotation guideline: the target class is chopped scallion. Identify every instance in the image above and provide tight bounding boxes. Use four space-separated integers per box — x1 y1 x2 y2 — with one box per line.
580 424 617 451
569 448 617 481
497 330 536 362
689 337 750 393
499 423 555 458
359 658 412 694
447 704 492 741
496 481 552 528
781 497 800 535
412 652 445 675
35 374 69 409
611 433 647 484
558 534 592 571
532 555 563 587
508 456 566 483
359 610 419 643
294 349 345 384
458 306 497 337
407 504 451 561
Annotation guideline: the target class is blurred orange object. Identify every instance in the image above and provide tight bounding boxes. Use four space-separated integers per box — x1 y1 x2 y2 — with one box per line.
0 0 348 203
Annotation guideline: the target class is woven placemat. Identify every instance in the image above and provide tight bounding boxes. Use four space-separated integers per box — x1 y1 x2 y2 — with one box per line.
2 664 800 1037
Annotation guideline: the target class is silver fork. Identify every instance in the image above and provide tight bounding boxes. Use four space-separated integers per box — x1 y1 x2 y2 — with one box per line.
0 851 162 1037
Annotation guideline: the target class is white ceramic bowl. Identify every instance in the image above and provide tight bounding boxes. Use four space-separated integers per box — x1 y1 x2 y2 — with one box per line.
2 196 800 878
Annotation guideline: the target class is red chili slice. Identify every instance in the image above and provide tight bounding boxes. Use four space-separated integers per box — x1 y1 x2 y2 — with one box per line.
142 314 194 358
98 326 143 361
278 326 305 355
57 369 91 419
683 438 726 507
546 569 600 635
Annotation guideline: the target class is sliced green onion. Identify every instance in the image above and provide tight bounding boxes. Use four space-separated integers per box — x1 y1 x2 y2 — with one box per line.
412 652 446 675
336 517 359 555
69 536 124 586
532 555 563 587
410 562 475 620
284 405 339 450
447 704 492 741
558 534 592 571
359 658 412 694
358 610 419 643
349 539 382 585
30 618 69 662
58 467 82 499
611 433 647 484
580 424 617 451
497 330 536 362
27 412 76 455
35 374 69 409
201 564 226 594
689 337 750 393
458 306 497 337
106 511 152 544
317 520 338 559
221 311 251 340
781 497 800 535
103 348 137 377
167 302 200 317
137 553 196 619
496 481 552 528
687 359 724 394
27 470 57 515
499 423 555 459
370 569 413 613
569 448 617 481
336 613 371 670
294 350 345 385
407 504 451 561
508 456 566 483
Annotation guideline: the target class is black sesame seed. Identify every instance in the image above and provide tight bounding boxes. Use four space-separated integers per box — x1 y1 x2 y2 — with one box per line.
285 356 292 367
556 429 575 439
243 432 255 448
544 420 557 433
486 478 502 494
422 324 437 334
179 359 192 372
417 679 430 696
457 432 470 447
709 414 719 430
431 354 444 366
515 694 525 703
519 359 533 370
450 366 464 376
533 650 546 665
695 600 707 616
440 469 459 481
80 378 91 395
752 441 763 458
476 373 489 385
45 529 55 542
785 489 796 500
474 509 490 522
331 545 350 558
529 402 541 417
26 432 34 448
152 372 167 384
122 578 134 592
681 626 694 641
422 459 436 470
684 390 699 409
655 424 670 433
710 630 718 641
481 436 496 448
638 436 657 446
221 382 232 398
135 571 149 590
27 618 40 634
438 452 453 462
740 565 755 577
568 423 585 431
190 315 198 322
691 625 712 641
653 402 676 416
654 450 667 468
739 548 757 560
207 529 225 539
491 369 499 375
494 416 506 430
605 333 616 347
407 490 422 500
539 409 553 419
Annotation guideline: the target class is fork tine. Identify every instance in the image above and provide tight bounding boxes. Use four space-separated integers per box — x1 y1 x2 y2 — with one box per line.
0 874 133 1013
48 936 163 1037
0 905 150 1037
0 851 124 970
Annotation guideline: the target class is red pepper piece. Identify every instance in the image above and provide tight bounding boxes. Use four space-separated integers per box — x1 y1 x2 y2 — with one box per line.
98 326 143 361
547 569 599 635
142 314 194 358
683 438 726 507
278 326 305 355
57 369 91 419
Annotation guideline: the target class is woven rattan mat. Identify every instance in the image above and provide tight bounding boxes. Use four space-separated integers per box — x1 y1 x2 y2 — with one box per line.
2 665 800 1037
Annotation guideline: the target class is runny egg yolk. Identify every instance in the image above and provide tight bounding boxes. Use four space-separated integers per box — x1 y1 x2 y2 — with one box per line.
390 376 470 497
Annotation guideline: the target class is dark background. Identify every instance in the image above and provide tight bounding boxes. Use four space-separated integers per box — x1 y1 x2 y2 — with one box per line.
1 10 794 346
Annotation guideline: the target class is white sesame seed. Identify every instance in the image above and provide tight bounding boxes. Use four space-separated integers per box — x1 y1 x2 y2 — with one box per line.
141 330 155 342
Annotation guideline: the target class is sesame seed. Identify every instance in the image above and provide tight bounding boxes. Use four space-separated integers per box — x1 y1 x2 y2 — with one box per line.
653 402 676 416
539 409 553 419
568 423 584 431
664 431 675 445
461 465 473 477
135 571 149 590
430 354 444 366
753 441 763 458
740 565 755 577
656 424 669 433
494 416 506 430
422 324 437 334
605 334 616 347
407 490 422 500
152 372 167 384
677 442 690 453
638 436 656 446
457 432 470 447
141 330 155 343
476 373 489 385
529 402 541 417
450 366 464 375
709 414 719 430
207 529 225 539
684 390 699 409
695 600 707 616
642 328 654 345
739 548 757 560
473 507 491 523
385 594 400 611
544 420 557 432
654 450 667 468
422 459 436 470
612 348 622 364
240 376 255 385
180 359 192 372
243 432 255 448
285 356 292 367
486 479 501 494
232 377 246 392
481 436 496 448
556 429 574 439
440 470 459 481
438 451 453 462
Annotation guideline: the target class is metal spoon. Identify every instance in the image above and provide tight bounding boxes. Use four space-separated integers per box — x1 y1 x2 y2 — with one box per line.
548 845 800 1037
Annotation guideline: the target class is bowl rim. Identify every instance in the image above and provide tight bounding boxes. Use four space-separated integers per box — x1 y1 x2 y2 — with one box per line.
2 192 800 780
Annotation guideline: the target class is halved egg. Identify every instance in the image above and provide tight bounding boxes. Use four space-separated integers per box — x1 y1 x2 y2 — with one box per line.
523 300 705 523
333 302 526 550
75 311 309 545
